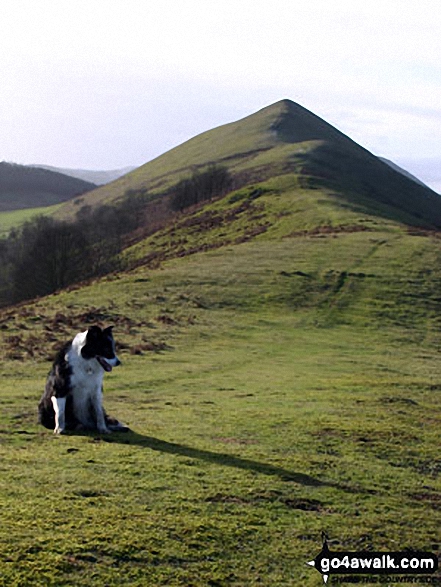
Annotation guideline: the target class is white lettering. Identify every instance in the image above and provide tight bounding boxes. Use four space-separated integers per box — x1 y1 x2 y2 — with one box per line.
387 554 397 569
321 558 330 573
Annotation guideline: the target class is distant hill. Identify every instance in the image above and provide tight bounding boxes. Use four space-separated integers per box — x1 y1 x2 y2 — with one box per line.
0 162 96 212
30 165 136 185
57 99 441 229
378 157 428 188
395 157 441 195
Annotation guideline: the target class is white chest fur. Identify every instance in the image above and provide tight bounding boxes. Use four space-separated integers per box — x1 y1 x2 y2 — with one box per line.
67 332 105 428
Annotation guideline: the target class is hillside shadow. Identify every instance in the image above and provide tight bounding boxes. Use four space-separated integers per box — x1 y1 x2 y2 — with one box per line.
294 143 441 230
96 430 340 489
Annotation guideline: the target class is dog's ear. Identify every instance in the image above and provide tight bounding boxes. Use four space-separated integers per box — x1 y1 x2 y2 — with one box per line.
103 326 114 336
87 325 102 339
81 326 102 359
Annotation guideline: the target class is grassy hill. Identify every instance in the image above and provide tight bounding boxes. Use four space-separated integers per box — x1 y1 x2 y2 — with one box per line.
1 165 441 585
0 162 96 212
0 101 440 585
57 99 441 233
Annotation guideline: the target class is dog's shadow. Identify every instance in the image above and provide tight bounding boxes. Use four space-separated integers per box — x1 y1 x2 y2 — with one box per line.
83 429 331 488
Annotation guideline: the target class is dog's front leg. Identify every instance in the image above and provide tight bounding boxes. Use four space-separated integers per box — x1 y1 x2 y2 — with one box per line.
93 388 110 434
51 396 66 434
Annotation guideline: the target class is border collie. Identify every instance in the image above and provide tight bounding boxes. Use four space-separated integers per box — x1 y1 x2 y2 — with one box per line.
38 325 129 434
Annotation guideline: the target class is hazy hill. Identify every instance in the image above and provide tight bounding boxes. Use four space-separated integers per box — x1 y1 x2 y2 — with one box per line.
0 161 96 211
58 99 441 230
378 157 428 188
30 164 136 185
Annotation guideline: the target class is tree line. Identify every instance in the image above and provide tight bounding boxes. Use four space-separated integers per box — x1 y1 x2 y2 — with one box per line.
0 193 145 305
170 165 233 211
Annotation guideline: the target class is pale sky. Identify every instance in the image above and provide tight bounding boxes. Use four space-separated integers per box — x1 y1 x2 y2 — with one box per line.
1 0 440 192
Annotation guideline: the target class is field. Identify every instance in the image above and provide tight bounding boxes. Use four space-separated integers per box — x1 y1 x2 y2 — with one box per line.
0 204 62 237
1 178 441 586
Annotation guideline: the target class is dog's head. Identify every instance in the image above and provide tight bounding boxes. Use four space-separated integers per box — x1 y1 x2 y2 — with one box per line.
81 325 121 372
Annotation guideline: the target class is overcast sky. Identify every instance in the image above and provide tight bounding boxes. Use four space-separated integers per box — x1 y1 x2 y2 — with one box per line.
1 0 440 192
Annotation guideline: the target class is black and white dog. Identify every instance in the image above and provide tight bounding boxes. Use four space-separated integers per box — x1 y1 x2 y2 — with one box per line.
38 325 129 434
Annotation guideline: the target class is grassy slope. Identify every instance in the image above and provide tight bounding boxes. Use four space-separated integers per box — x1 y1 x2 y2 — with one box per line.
55 100 299 216
1 177 440 586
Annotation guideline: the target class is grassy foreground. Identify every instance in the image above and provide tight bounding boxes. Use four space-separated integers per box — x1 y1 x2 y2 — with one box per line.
0 222 441 585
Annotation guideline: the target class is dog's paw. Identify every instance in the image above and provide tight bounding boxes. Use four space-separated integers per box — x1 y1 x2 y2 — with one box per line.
97 426 111 434
112 424 131 432
54 426 65 435
108 422 131 433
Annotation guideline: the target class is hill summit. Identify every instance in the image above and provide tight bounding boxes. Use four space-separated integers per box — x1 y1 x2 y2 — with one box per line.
58 99 441 229
264 99 354 144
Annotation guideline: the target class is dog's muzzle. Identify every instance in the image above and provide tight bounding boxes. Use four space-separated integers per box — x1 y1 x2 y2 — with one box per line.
97 356 121 372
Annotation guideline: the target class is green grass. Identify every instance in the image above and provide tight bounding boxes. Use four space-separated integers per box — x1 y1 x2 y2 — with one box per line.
121 173 405 274
1 208 441 585
0 204 63 236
